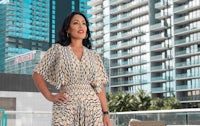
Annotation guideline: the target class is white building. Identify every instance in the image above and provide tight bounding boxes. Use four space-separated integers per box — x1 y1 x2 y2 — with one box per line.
88 0 200 108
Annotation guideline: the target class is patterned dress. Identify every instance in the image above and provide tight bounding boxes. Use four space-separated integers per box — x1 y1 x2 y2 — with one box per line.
33 44 108 126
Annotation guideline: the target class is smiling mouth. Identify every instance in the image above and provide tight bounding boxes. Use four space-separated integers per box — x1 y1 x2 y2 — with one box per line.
78 30 84 34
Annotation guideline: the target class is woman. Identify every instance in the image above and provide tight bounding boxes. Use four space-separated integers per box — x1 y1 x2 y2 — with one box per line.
32 12 111 126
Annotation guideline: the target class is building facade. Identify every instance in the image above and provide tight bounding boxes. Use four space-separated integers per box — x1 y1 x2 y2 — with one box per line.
0 0 91 73
0 0 51 72
88 0 200 108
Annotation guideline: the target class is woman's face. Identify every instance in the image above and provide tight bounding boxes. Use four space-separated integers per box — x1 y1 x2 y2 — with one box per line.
67 14 87 40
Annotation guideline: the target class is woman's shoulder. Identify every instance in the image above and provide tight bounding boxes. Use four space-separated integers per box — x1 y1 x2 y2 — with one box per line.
87 49 102 61
86 48 98 56
49 43 66 51
52 43 63 48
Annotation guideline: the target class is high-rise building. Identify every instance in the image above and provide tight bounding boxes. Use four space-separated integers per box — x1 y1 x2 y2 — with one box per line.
88 0 110 92
0 0 51 72
0 0 91 73
88 0 200 108
54 0 91 42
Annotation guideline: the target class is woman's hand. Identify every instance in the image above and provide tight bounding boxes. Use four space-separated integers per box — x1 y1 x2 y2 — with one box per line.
48 90 68 103
103 114 111 126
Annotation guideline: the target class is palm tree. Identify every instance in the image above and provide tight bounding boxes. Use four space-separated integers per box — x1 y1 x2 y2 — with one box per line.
108 92 137 112
134 89 151 110
148 97 163 110
162 97 181 109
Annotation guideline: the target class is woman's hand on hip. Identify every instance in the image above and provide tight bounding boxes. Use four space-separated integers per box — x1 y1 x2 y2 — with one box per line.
48 90 68 103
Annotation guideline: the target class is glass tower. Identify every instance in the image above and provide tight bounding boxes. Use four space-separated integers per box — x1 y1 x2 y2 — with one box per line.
79 0 91 18
0 0 51 72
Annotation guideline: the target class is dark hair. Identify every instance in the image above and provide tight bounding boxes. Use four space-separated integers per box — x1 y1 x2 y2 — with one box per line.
56 12 92 49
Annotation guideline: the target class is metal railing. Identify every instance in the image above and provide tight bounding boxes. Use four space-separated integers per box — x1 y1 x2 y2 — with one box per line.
4 108 200 126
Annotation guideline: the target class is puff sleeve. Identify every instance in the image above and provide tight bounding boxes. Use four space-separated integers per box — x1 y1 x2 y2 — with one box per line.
91 52 109 93
33 44 62 89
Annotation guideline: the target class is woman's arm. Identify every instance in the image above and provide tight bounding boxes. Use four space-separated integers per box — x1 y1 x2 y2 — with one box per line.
32 72 67 103
97 84 111 126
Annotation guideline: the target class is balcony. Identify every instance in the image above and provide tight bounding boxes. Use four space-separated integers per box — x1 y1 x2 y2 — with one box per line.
110 40 146 50
155 11 171 20
150 33 170 42
174 26 200 36
90 23 103 31
174 4 200 14
89 14 103 23
176 61 200 68
150 43 170 52
110 79 147 86
92 39 103 48
88 5 103 14
110 31 145 42
175 48 200 57
110 10 148 24
176 73 191 79
91 31 103 39
110 0 131 6
173 0 187 4
110 59 147 68
178 95 200 102
110 50 146 59
111 69 147 76
110 80 135 86
151 54 169 62
175 38 188 45
155 1 169 10
176 85 200 90
88 0 103 6
174 4 188 14
152 87 166 92
150 22 168 31
174 15 200 25
111 19 148 32
151 65 172 72
110 0 148 15
151 76 168 82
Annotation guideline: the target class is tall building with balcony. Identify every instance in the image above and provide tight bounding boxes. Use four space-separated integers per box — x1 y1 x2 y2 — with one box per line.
0 0 91 73
89 0 200 108
150 0 175 101
173 0 200 107
0 0 51 72
88 0 110 91
88 0 105 54
109 0 150 94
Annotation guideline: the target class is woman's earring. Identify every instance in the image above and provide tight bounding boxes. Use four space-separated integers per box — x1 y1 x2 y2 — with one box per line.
67 33 69 38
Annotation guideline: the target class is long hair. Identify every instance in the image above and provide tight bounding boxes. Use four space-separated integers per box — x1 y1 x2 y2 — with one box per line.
56 12 92 49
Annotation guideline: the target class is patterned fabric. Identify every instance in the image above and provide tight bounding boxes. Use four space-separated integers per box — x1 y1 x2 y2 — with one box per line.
33 44 108 126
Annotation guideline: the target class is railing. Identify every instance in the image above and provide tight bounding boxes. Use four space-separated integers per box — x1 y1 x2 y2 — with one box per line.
4 108 200 126
110 108 200 126
5 111 51 126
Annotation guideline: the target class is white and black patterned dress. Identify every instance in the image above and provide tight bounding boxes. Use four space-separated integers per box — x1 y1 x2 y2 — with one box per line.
33 44 108 126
